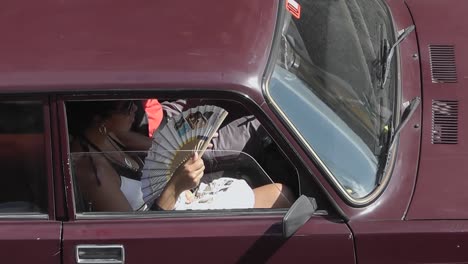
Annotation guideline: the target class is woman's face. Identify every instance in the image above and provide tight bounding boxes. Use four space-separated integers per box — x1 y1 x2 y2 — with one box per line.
104 101 137 133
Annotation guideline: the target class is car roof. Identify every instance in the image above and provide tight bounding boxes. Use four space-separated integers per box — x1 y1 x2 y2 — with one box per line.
0 0 278 93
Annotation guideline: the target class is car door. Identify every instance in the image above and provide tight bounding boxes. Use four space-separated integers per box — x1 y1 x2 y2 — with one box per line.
63 215 354 263
0 97 61 263
57 97 355 263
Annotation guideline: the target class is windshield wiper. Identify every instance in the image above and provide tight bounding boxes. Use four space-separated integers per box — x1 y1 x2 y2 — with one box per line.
376 96 421 185
373 25 415 154
381 25 415 87
376 24 389 89
391 96 421 144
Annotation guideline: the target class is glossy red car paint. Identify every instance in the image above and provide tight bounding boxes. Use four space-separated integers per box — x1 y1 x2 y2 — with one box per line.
405 0 468 220
0 0 273 102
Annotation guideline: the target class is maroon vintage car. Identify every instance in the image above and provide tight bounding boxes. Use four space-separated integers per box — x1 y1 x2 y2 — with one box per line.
0 0 467 263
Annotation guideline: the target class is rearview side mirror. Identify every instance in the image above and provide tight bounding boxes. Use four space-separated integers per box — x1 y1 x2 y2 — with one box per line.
282 195 317 238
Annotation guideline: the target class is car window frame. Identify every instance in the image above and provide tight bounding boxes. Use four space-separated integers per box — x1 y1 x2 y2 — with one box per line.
58 92 303 220
0 95 54 220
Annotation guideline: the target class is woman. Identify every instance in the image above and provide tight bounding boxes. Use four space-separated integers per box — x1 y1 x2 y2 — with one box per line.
68 100 293 212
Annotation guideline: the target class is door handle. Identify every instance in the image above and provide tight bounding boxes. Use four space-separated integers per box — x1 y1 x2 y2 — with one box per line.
76 244 125 264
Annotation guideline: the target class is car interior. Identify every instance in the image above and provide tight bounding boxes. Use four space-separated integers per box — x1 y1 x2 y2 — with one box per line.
65 96 332 214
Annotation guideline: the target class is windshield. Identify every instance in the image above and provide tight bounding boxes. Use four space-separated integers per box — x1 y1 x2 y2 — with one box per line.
266 0 396 199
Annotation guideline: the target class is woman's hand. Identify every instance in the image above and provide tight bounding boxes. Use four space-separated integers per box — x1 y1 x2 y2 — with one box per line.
156 152 205 210
155 153 205 210
170 152 205 194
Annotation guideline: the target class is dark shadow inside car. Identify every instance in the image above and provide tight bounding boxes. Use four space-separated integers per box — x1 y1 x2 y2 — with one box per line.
0 101 47 213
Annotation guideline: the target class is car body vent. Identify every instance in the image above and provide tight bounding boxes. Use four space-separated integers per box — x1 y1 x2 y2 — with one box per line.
432 100 458 144
429 45 457 83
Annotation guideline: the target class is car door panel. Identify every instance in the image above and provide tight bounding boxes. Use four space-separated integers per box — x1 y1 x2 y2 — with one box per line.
0 221 61 263
63 215 354 263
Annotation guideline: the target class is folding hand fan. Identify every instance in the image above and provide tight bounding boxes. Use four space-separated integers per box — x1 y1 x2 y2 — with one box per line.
141 105 228 206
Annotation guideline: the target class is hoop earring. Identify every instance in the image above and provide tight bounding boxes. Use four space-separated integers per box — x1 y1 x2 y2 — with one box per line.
98 124 107 135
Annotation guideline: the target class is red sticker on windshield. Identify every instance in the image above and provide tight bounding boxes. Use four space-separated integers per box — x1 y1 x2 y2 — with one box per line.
286 0 301 19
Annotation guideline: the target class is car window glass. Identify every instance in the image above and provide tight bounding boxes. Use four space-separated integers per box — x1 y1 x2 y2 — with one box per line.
0 101 47 213
70 150 282 213
66 99 298 214
266 0 396 199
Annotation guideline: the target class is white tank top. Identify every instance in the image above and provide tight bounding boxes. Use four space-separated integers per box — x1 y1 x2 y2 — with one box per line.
120 176 146 211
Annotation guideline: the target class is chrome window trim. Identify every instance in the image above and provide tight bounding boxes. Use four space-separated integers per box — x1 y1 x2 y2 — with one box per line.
262 0 401 206
75 209 286 220
0 213 49 220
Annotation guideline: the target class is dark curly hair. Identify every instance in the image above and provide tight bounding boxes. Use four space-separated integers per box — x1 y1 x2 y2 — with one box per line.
66 100 120 136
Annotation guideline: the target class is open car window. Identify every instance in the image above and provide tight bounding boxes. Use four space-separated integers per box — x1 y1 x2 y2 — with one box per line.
65 99 299 215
